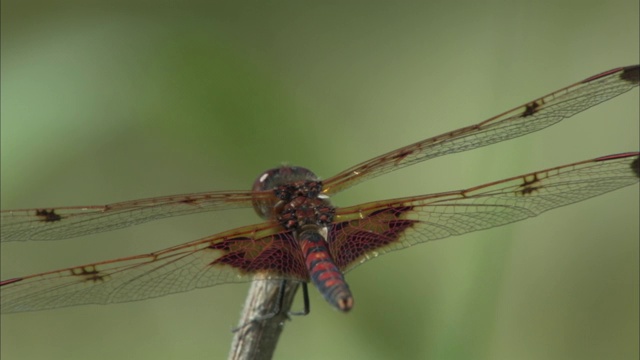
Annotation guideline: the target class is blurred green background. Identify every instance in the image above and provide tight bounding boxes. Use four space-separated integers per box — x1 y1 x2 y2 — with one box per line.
1 1 638 359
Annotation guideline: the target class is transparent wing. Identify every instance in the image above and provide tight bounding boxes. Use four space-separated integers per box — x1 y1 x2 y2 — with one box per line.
323 65 639 194
1 190 275 242
329 153 639 272
1 222 308 313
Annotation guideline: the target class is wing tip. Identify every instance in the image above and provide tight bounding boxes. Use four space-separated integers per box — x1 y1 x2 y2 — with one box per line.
621 65 640 84
581 65 640 84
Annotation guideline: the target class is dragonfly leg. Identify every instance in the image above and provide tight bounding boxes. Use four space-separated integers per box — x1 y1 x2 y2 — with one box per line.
287 282 310 316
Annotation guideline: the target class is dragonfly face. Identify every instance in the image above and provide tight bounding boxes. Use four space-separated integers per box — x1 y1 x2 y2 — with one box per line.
251 166 332 227
1 65 638 315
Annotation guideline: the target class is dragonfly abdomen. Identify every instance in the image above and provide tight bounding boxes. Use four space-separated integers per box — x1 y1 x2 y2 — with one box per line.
299 228 353 312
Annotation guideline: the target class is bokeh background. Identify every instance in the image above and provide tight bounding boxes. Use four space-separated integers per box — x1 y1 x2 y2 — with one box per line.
1 1 638 360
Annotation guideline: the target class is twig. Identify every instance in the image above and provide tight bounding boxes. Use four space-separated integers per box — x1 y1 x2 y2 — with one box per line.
227 279 300 360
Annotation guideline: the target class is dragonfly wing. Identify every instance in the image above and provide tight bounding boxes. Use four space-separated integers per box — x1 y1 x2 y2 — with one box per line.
1 190 274 242
329 153 639 272
0 222 308 313
323 66 639 194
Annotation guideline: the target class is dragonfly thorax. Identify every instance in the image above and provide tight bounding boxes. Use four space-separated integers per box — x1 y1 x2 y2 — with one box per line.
252 166 336 229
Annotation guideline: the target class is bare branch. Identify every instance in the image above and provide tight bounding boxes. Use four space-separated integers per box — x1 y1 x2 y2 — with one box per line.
228 280 300 360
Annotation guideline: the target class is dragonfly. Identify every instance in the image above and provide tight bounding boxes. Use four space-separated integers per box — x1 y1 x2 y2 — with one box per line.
1 65 638 314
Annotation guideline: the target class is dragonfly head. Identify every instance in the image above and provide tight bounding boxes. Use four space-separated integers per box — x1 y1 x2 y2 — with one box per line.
251 166 321 221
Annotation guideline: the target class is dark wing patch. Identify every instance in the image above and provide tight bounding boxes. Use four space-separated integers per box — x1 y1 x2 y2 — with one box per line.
209 231 308 280
35 209 62 222
329 206 417 270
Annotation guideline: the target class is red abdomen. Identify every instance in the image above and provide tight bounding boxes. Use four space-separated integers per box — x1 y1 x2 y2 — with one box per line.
299 228 353 312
